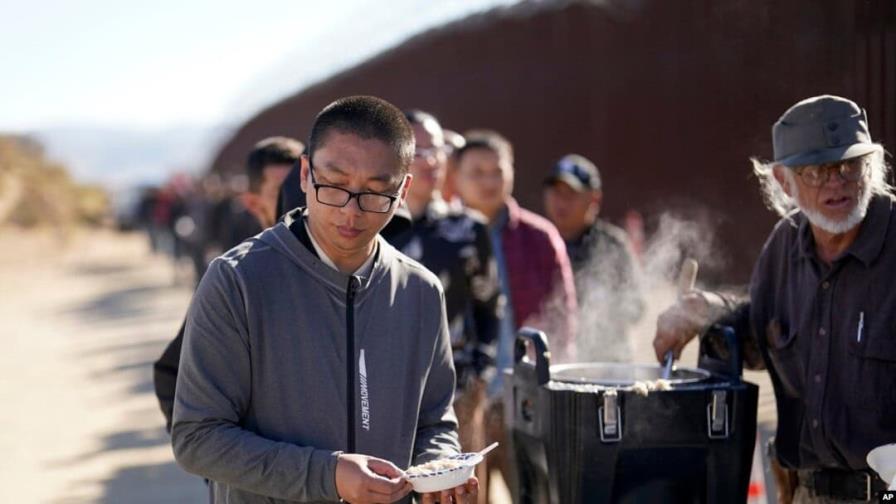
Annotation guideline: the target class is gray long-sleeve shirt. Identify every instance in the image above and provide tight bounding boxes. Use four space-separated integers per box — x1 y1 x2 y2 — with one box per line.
172 215 460 503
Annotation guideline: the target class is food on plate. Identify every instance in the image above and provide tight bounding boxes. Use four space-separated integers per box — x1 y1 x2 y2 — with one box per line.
404 454 476 493
406 457 466 477
404 444 497 493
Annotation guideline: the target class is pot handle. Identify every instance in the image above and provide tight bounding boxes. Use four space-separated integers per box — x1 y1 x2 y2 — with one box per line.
514 327 551 386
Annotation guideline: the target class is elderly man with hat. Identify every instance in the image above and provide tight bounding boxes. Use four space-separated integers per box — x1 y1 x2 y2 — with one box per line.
543 154 644 362
653 95 896 503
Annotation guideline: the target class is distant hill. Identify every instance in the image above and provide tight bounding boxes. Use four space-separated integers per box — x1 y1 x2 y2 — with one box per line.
0 135 108 228
28 124 232 189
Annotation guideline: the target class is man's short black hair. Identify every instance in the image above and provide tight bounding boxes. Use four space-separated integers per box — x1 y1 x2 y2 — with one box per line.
457 129 514 166
246 136 304 193
308 96 414 177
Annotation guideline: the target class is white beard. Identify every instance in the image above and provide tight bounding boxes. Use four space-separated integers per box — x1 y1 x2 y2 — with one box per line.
793 181 872 235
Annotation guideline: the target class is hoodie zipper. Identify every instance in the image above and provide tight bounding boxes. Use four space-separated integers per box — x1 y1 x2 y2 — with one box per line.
346 275 360 453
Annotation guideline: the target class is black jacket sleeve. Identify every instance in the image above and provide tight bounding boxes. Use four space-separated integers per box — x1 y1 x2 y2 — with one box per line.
153 320 185 432
468 222 503 377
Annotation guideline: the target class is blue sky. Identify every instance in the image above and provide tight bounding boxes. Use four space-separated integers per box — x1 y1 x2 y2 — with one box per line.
0 0 517 132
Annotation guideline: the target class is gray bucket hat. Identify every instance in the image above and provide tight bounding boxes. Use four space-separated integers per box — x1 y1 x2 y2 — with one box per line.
772 95 881 167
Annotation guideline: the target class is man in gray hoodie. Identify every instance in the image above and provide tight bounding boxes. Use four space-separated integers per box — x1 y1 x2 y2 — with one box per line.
172 96 476 503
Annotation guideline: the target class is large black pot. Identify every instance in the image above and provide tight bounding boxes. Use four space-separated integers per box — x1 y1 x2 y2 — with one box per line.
509 326 759 503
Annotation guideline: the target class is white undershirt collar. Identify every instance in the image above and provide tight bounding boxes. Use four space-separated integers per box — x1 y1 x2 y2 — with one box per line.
303 220 376 278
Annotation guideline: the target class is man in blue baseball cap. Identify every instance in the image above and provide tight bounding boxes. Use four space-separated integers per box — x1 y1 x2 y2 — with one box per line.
543 154 644 362
653 95 896 503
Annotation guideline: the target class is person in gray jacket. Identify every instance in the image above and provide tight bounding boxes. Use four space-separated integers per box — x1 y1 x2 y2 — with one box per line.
172 95 476 504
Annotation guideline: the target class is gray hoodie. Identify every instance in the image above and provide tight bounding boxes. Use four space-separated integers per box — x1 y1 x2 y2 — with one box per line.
172 214 460 503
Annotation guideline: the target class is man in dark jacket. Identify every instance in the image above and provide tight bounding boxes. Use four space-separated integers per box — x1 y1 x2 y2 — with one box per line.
211 136 304 253
391 110 501 391
543 154 644 362
389 110 502 504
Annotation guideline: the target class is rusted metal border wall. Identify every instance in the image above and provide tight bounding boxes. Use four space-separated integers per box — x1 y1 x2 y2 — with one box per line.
209 0 894 281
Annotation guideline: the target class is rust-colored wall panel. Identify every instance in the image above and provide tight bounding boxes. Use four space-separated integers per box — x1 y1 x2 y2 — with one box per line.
209 0 895 282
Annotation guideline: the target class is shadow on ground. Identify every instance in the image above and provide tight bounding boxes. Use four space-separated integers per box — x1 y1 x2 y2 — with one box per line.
50 246 200 502
74 337 172 359
55 462 206 504
94 462 206 504
59 284 171 324
47 427 171 468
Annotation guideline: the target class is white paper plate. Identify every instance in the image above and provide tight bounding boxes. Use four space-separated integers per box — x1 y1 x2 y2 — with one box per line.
867 443 896 490
407 452 481 494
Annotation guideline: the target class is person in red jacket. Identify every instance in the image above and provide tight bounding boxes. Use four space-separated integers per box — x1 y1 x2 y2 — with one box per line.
455 130 577 365
454 129 577 500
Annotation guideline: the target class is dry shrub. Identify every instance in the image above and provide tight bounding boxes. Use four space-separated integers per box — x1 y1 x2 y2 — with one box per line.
0 135 109 229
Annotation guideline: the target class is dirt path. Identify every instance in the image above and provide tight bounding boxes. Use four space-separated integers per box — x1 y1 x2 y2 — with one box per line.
0 228 205 503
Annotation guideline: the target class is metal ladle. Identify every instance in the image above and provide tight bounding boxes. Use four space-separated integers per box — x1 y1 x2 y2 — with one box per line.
662 258 699 380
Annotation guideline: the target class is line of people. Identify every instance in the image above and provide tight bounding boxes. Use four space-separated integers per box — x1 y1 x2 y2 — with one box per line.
133 141 301 288
154 97 645 503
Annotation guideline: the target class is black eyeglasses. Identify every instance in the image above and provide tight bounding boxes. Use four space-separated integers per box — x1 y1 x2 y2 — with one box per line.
795 156 869 188
308 163 402 214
